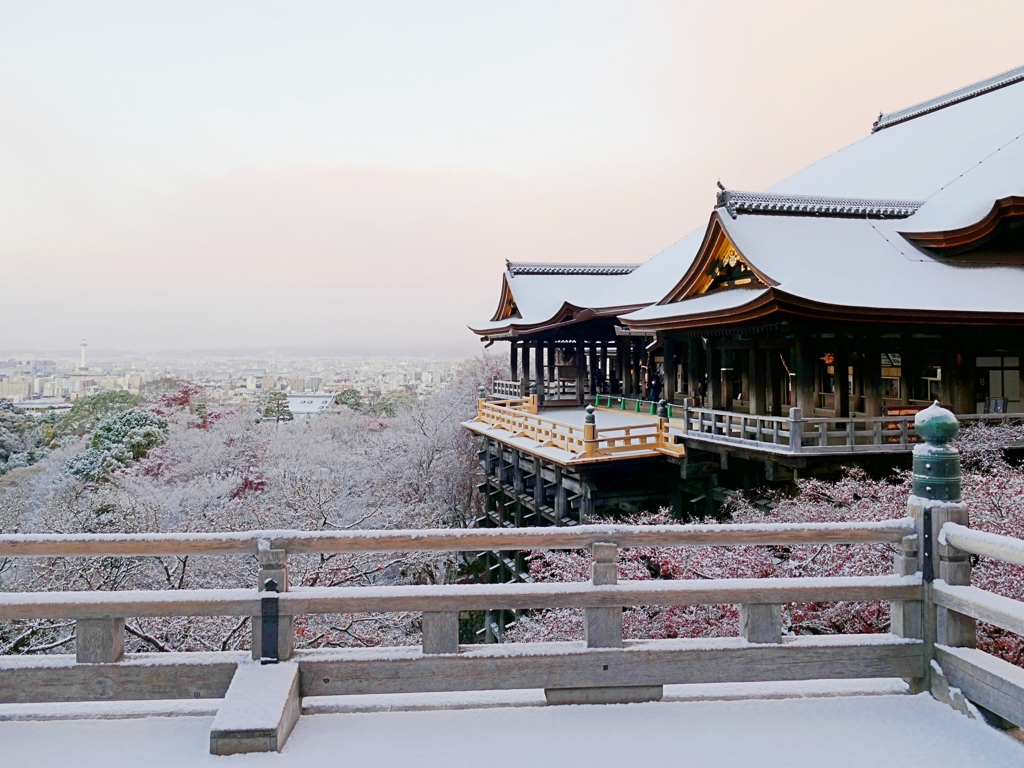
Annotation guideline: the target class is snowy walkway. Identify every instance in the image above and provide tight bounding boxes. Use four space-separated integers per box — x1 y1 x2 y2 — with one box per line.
543 406 656 428
4 693 1023 767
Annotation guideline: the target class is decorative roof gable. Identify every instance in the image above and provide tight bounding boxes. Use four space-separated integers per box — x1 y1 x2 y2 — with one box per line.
661 214 777 304
491 277 522 322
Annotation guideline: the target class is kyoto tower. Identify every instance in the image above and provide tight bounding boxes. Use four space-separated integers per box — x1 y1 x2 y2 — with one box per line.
79 336 88 370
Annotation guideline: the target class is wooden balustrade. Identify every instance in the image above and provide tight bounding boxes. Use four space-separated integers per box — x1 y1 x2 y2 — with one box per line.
480 397 1024 463
6 517 1024 751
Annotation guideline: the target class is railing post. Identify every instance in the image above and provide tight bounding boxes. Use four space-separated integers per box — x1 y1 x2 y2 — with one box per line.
739 604 781 644
583 405 599 456
584 542 622 648
76 618 125 664
252 543 293 661
789 407 802 453
528 382 539 414
422 611 460 654
656 399 668 448
891 534 923 642
682 397 692 436
909 402 971 691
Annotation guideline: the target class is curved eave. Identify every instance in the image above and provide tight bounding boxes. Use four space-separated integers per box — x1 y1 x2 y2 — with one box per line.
471 301 650 339
623 290 780 332
622 287 1024 332
901 195 1024 250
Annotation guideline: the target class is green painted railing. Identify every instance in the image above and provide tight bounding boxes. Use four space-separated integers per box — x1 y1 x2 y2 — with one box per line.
594 395 673 418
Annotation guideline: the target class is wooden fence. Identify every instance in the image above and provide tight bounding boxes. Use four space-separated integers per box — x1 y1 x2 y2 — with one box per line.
492 379 580 399
3 510 1024 753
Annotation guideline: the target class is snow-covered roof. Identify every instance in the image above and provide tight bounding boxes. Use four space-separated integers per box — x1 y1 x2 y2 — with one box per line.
474 64 1024 337
622 208 1024 328
286 394 338 415
470 230 708 335
769 74 1024 200
625 288 769 323
896 133 1024 236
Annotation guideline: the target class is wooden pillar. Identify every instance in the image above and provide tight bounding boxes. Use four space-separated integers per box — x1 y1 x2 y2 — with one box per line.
900 340 914 405
750 344 766 416
553 466 567 526
768 349 784 416
509 340 518 382
687 338 701 399
588 339 598 399
863 347 883 417
547 341 557 395
575 338 585 405
835 340 849 418
534 457 546 511
942 339 971 413
533 341 545 405
707 337 723 410
739 350 750 409
794 338 816 415
663 337 676 403
520 340 531 397
631 339 642 398
599 341 608 395
496 447 507 525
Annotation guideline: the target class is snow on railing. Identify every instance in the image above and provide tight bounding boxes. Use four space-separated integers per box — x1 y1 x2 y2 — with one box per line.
6 513 1024 752
940 522 1024 569
0 519 917 558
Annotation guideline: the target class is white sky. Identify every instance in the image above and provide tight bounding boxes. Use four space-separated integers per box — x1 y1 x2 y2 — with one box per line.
2 1 1023 355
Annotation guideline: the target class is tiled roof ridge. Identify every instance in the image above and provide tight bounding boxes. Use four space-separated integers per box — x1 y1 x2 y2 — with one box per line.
872 64 1024 133
716 189 924 220
505 261 641 276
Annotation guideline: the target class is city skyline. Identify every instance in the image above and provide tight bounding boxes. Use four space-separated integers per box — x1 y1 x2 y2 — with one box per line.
3 1 1023 353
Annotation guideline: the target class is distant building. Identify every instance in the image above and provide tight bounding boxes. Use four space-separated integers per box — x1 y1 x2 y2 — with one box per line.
0 377 33 401
12 398 72 414
285 393 338 417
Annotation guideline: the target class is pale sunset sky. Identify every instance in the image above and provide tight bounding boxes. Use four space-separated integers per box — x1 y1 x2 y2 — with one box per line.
2 1 1022 355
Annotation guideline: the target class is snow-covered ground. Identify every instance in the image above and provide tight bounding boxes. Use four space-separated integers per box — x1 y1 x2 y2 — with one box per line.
3 692 1022 767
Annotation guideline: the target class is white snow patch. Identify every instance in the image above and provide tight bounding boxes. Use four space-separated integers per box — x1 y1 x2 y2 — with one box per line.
2 693 1022 766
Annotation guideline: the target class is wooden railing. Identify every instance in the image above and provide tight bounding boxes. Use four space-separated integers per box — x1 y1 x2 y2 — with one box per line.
478 395 1024 461
492 379 582 399
475 398 668 460
675 407 1024 456
4 512 1024 751
491 379 522 398
1 519 921 753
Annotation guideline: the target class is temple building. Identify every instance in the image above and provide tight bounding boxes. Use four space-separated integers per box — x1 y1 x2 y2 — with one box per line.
463 64 1024 539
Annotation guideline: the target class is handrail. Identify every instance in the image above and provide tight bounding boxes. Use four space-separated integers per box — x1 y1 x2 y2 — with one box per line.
0 575 922 621
931 581 1024 638
940 522 1024 568
0 519 916 558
